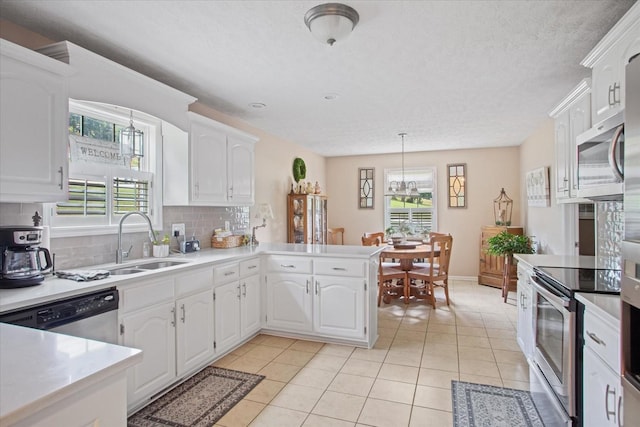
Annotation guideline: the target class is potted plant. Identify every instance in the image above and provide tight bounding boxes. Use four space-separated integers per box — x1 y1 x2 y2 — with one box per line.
486 231 535 302
152 232 170 257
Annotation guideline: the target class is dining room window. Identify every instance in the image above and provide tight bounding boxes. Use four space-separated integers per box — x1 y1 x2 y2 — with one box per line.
384 167 437 236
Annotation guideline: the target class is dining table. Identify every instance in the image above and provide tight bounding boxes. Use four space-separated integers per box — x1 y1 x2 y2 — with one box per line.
380 242 440 271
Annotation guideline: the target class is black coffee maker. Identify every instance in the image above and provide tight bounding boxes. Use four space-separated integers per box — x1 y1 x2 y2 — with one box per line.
0 226 52 288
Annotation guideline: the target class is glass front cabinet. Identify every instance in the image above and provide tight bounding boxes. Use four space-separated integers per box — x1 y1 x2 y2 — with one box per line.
287 194 327 244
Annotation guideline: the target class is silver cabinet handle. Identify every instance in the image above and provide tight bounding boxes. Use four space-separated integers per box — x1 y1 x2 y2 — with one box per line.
181 304 185 323
605 384 616 421
248 265 258 270
315 280 319 295
225 271 235 276
609 84 615 107
243 283 247 297
171 307 176 327
58 166 64 190
586 331 606 346
237 285 241 299
617 395 622 427
609 124 624 181
613 82 621 105
281 264 296 269
306 280 310 294
194 183 199 198
332 267 347 271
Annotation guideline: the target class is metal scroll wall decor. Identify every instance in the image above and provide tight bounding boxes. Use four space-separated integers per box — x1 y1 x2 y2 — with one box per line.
448 163 466 208
359 168 374 209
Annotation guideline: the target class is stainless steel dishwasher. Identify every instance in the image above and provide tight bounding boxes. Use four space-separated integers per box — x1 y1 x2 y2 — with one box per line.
0 287 119 343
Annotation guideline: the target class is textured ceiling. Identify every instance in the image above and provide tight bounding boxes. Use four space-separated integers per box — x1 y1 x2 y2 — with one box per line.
0 0 636 156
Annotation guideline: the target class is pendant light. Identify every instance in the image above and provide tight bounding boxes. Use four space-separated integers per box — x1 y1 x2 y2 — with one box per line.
387 133 418 198
119 110 144 162
304 3 359 46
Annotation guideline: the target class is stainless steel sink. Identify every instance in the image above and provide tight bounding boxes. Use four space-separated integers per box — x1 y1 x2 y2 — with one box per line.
135 260 189 270
109 268 146 275
108 259 189 275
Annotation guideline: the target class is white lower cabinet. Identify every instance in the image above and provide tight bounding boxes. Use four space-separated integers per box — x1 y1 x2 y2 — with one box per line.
213 258 262 353
121 302 177 406
214 280 242 352
580 294 623 426
314 275 365 339
176 289 214 376
119 266 214 411
583 347 623 426
265 272 313 332
516 262 534 360
265 256 370 343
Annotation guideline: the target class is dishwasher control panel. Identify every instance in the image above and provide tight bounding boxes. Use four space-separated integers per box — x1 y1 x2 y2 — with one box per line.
0 287 119 330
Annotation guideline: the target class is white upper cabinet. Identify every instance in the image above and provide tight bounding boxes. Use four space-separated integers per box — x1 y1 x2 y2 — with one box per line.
549 79 591 203
0 39 73 203
581 3 640 125
164 112 257 206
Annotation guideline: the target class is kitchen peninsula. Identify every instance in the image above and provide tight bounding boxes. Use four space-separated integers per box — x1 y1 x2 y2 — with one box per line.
0 243 381 414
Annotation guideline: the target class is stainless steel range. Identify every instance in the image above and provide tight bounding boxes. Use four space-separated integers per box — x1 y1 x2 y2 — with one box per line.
531 266 621 427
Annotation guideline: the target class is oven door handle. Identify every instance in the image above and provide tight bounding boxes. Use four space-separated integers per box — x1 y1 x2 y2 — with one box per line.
531 275 571 308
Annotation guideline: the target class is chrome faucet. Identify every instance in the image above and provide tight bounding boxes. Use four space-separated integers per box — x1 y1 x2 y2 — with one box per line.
116 211 157 264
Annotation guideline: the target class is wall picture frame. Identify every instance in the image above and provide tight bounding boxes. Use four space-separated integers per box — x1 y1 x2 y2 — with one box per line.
359 167 374 209
447 163 466 208
526 166 550 207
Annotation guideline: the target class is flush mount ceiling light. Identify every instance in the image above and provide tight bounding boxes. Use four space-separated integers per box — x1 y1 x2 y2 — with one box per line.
249 102 266 109
304 3 359 46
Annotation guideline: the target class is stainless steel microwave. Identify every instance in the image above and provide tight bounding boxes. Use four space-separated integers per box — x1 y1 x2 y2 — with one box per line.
576 112 624 200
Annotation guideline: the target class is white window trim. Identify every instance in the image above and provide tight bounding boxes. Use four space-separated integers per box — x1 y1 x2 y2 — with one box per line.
383 167 438 233
45 100 163 238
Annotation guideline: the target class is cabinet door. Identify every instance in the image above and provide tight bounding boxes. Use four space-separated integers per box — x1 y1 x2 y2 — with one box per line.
214 281 241 353
592 52 621 125
265 273 312 332
569 93 591 196
583 347 623 427
313 276 365 339
0 52 69 202
228 135 254 205
190 120 228 204
554 111 570 199
516 268 533 360
241 274 261 338
121 302 176 408
176 289 214 376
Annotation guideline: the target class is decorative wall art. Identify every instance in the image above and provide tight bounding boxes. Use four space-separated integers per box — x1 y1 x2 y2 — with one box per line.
526 166 551 207
447 163 466 208
359 168 374 209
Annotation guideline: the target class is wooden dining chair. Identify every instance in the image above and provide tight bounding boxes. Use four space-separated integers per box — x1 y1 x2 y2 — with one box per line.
378 252 407 306
363 232 385 244
361 235 382 246
328 227 345 245
406 234 453 308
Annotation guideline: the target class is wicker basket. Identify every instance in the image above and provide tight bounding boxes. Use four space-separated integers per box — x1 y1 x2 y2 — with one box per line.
211 234 244 249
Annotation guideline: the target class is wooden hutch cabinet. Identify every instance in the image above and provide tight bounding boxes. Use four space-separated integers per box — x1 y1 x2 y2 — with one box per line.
478 225 524 288
287 194 327 244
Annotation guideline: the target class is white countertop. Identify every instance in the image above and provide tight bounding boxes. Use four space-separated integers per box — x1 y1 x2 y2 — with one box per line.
514 254 599 269
576 293 621 326
0 323 142 425
0 243 382 313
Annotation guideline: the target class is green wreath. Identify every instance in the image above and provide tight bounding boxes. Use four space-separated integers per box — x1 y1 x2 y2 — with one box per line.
293 157 306 183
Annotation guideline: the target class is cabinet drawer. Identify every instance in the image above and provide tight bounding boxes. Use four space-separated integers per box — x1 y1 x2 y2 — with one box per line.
584 310 620 374
175 267 213 296
266 256 312 274
213 262 239 284
120 277 175 313
314 258 365 277
240 258 260 277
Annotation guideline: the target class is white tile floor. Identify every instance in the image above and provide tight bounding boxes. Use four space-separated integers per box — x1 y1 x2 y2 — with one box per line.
212 279 528 427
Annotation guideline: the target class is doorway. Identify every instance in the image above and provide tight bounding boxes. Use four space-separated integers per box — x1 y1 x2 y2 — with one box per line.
578 203 595 255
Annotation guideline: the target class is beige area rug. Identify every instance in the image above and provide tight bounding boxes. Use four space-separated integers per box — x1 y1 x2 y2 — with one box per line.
128 366 264 427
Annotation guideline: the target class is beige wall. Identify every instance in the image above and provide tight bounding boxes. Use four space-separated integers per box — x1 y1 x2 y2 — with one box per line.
326 146 521 277
518 118 573 254
189 103 325 243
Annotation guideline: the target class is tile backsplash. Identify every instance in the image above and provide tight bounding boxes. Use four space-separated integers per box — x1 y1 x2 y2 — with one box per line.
595 200 624 269
0 203 249 269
